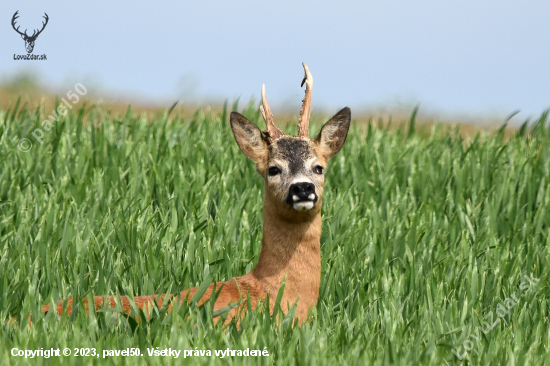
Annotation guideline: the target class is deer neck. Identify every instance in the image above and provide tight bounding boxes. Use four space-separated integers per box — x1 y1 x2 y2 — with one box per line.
247 196 322 310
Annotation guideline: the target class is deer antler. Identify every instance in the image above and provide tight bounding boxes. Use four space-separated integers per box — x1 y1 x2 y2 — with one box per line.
11 11 26 37
260 84 284 142
30 13 49 39
297 62 313 139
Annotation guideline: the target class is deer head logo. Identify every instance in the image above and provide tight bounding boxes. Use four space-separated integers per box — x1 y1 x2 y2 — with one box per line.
12 11 49 54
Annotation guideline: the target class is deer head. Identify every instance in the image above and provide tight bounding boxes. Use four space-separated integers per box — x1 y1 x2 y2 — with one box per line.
12 11 49 54
230 63 351 222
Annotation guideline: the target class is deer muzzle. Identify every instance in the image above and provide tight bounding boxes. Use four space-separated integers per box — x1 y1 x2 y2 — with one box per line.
287 182 317 211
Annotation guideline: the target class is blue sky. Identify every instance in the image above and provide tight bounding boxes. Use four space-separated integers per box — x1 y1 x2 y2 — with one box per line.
1 1 549 122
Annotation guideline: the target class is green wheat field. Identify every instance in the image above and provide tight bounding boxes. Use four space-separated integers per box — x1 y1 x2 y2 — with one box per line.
1 99 550 365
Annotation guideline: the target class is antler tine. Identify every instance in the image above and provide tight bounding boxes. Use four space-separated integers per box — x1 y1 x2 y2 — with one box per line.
34 13 49 37
297 62 313 138
260 84 284 142
11 11 25 36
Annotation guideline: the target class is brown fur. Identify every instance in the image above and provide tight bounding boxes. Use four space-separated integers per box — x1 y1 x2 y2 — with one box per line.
41 106 351 326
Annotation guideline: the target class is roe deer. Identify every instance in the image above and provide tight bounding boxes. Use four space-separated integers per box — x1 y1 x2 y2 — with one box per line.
41 62 351 324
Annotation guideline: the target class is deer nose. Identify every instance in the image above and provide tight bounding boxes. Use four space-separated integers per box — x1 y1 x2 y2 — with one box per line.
288 182 316 201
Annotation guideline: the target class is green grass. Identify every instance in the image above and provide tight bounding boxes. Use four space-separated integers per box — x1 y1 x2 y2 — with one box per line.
1 99 550 365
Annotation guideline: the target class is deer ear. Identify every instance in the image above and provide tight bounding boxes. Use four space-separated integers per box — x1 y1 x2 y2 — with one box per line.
21 34 25 40
230 112 268 165
314 107 351 161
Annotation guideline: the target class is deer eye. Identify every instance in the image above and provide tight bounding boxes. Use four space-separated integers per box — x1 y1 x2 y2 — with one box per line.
313 165 324 175
268 167 281 176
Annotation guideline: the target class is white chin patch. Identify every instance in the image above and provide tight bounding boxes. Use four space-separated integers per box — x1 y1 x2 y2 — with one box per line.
293 201 314 211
